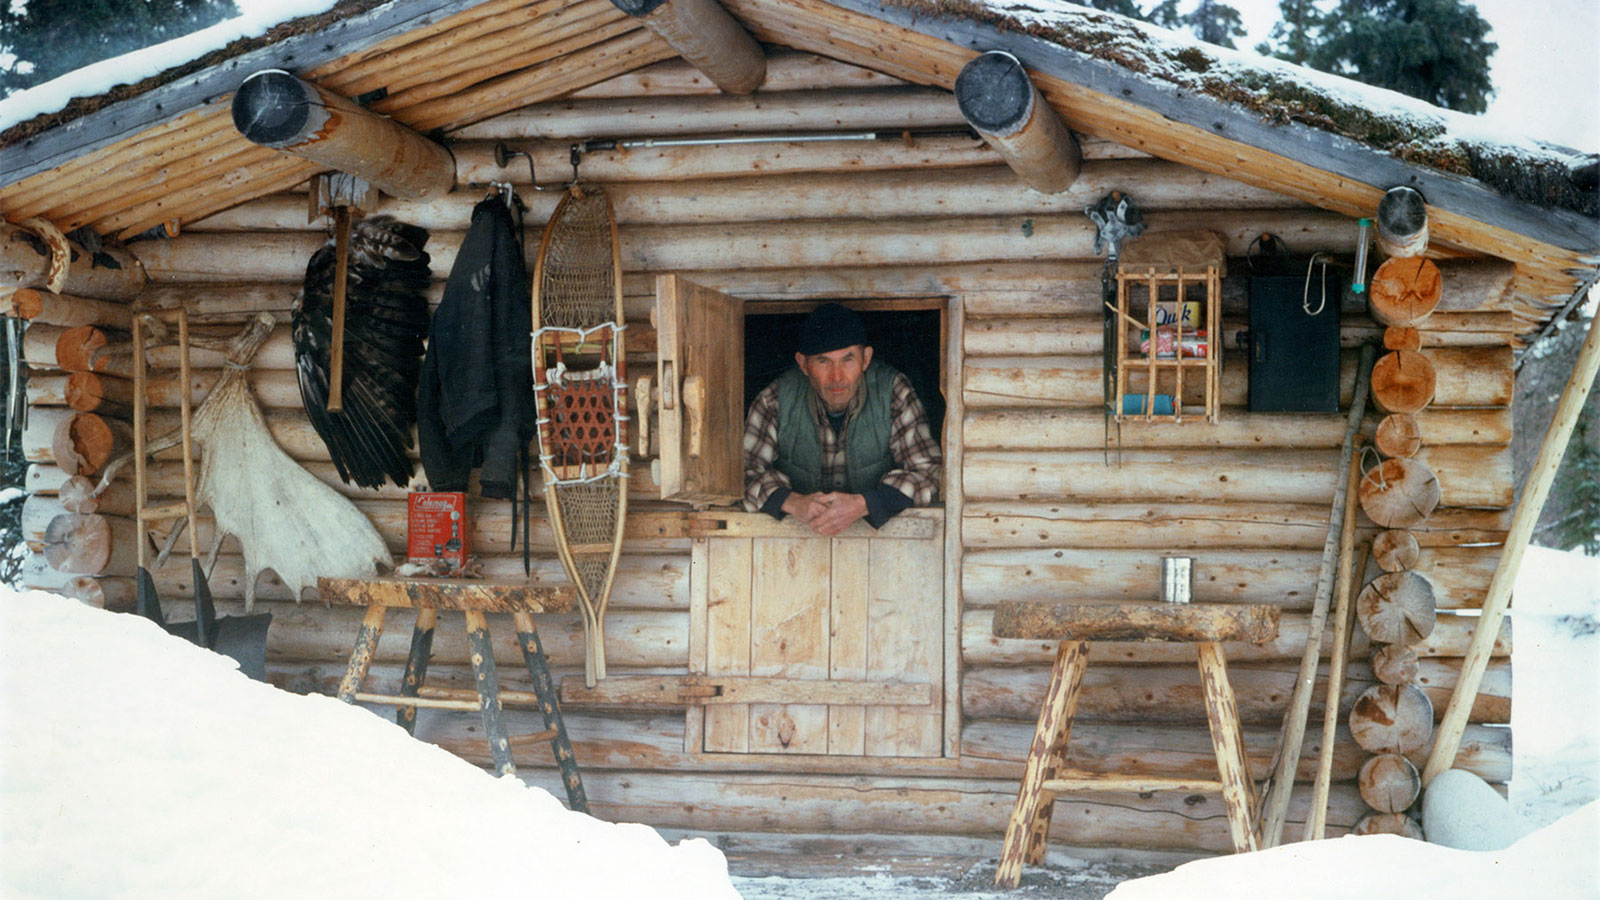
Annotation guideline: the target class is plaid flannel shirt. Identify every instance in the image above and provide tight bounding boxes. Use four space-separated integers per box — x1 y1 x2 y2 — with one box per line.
743 369 941 525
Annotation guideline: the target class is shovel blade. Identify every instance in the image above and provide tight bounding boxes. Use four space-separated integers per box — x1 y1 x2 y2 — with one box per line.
213 614 273 681
192 557 218 649
135 567 164 626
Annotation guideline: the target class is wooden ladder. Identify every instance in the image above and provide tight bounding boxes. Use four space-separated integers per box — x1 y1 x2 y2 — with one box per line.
991 601 1281 888
130 309 201 585
318 577 589 813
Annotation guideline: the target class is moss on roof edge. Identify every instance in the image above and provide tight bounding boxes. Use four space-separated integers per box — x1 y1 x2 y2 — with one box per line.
885 0 1598 218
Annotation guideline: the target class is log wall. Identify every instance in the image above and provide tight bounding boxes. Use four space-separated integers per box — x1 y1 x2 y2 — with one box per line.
19 52 1515 860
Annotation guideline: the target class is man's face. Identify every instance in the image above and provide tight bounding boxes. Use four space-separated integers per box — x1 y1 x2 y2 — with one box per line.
796 344 873 414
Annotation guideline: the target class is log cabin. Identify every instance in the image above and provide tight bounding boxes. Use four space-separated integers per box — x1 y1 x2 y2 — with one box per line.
4 0 1597 869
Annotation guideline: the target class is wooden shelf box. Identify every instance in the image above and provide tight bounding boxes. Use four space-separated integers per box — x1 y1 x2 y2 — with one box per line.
1112 264 1222 424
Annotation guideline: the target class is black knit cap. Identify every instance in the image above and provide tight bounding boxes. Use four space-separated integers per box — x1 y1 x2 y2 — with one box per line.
796 302 868 356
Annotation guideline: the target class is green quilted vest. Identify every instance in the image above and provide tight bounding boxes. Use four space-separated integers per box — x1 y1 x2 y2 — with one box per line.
774 361 899 495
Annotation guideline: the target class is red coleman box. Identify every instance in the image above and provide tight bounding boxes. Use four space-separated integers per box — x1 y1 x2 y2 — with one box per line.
407 492 469 566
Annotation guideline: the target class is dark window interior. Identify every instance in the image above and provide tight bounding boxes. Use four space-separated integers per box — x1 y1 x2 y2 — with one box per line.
744 307 946 440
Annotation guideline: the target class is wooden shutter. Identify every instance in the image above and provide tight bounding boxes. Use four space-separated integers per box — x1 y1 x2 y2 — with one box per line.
655 274 745 506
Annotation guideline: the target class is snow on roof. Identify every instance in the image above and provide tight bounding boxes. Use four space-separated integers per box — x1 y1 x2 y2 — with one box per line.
0 0 347 137
897 0 1599 217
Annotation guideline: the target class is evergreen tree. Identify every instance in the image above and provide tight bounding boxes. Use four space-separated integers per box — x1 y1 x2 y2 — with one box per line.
1082 0 1153 17
0 0 239 97
1256 0 1328 64
1126 0 1249 49
1551 415 1600 556
1306 0 1496 112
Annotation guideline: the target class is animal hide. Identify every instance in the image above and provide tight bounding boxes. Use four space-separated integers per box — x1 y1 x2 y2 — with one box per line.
294 215 432 489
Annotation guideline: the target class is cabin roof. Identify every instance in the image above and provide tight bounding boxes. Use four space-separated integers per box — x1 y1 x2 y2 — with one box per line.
1 0 1595 336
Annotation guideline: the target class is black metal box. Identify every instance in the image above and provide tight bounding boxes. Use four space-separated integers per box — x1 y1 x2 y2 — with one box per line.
1247 269 1344 413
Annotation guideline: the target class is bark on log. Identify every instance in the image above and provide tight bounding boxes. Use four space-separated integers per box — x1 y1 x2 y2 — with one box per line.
62 575 137 612
1357 571 1438 645
1351 812 1424 838
1350 683 1434 754
1369 257 1442 327
1435 259 1516 312
1375 186 1429 259
1371 349 1437 414
1372 643 1421 685
991 601 1280 643
612 0 766 94
956 51 1081 194
231 70 456 201
1358 457 1441 529
0 288 134 329
41 512 138 575
0 221 148 299
1371 530 1421 572
1374 413 1422 459
50 412 133 475
1358 752 1422 813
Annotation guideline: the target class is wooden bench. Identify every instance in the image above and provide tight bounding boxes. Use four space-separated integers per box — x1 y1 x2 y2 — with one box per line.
318 576 587 813
991 601 1281 888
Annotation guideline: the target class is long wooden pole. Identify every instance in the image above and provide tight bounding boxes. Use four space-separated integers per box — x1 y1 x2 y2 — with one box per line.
1257 341 1375 848
1422 299 1600 784
1307 536 1371 840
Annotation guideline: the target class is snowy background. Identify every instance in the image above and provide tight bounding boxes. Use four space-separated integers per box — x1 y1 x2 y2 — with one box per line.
2 544 1595 899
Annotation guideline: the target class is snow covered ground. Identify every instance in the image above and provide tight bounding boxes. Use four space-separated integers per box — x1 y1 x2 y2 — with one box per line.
1 545 1595 899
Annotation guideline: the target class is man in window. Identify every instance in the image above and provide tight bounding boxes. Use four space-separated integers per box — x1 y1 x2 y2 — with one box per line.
743 303 942 536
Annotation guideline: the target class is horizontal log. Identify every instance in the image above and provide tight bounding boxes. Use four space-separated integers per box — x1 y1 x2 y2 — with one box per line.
962 448 1506 512
142 210 1356 282
961 502 1508 549
41 512 138 575
0 288 134 329
958 719 1509 785
991 601 1279 643
224 595 687 669
961 407 1511 451
18 552 74 592
962 346 1512 410
457 85 968 139
962 657 1509 725
1435 258 1516 312
566 49 908 97
61 575 137 612
961 608 1509 666
960 545 1499 611
192 161 1301 234
0 221 147 299
134 551 687 613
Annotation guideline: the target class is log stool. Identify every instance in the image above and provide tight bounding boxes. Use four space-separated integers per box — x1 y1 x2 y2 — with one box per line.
991 601 1281 888
318 577 589 813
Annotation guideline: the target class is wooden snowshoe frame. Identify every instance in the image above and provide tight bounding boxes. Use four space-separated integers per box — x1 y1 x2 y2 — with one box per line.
531 186 629 687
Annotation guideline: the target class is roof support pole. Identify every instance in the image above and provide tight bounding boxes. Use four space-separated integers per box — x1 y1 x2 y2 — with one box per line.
230 70 455 201
610 0 766 94
955 51 1081 194
1422 290 1600 785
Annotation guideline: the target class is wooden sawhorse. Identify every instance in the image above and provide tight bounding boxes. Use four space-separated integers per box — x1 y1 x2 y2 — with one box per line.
991 602 1281 888
318 577 588 813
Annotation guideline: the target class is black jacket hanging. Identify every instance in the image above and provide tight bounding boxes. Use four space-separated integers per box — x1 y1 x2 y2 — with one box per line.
417 197 533 501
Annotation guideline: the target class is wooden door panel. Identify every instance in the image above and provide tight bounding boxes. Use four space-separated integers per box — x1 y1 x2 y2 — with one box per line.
749 537 831 753
865 535 944 756
704 537 752 753
655 275 744 505
694 512 944 758
828 538 872 755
